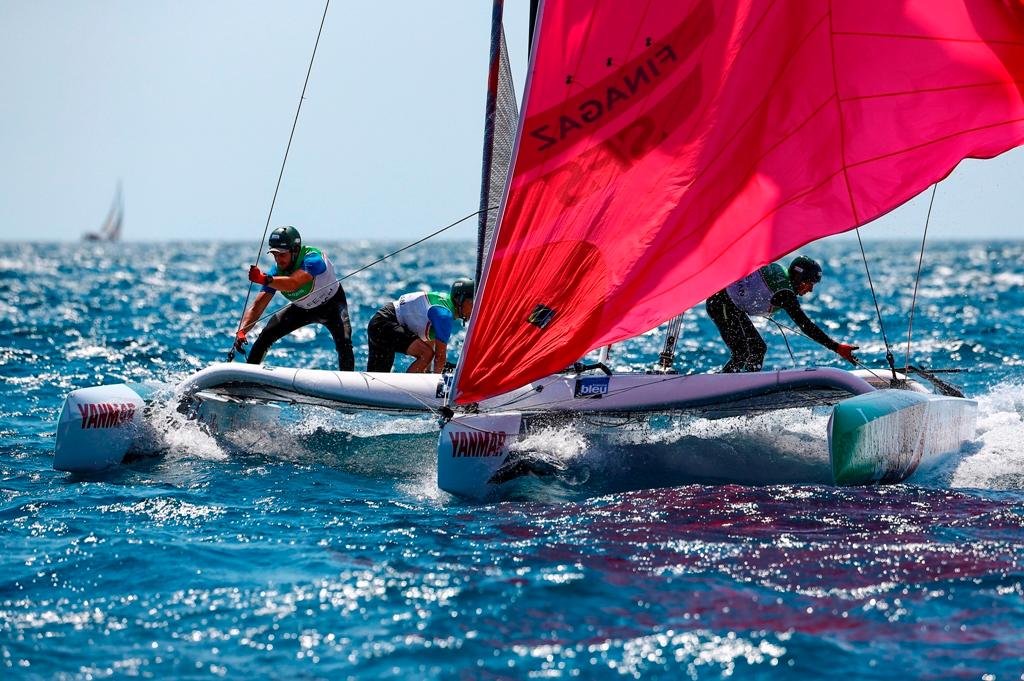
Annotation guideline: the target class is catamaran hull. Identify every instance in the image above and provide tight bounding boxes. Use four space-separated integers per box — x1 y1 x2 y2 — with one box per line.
53 384 146 473
828 390 977 484
437 413 523 498
437 390 979 499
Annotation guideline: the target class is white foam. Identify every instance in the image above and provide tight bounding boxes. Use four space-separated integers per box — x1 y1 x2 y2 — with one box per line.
948 381 1024 489
136 391 229 464
510 425 588 468
506 410 834 488
291 407 437 439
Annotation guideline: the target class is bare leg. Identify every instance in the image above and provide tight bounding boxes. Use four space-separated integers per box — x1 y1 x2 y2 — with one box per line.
404 339 435 373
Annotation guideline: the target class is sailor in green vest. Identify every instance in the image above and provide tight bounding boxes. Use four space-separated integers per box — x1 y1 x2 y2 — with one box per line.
234 226 355 371
366 279 474 373
705 255 858 373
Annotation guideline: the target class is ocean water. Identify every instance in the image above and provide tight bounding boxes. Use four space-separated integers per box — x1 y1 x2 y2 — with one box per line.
2 239 1024 679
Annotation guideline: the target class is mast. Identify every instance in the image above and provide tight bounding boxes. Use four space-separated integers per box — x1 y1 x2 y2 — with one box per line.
528 0 539 56
474 0 521 285
449 0 541 408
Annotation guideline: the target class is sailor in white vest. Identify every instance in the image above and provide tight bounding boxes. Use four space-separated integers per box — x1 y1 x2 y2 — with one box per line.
705 255 858 373
234 226 354 371
366 279 474 373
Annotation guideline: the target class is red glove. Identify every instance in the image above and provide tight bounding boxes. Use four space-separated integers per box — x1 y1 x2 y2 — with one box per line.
836 343 859 365
233 329 248 352
248 265 271 286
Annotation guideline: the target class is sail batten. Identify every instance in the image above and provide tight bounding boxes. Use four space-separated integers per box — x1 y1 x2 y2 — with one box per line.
455 0 1024 404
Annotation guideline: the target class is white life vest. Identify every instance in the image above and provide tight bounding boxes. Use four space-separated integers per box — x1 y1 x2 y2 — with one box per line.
281 246 340 309
725 263 791 316
395 292 433 341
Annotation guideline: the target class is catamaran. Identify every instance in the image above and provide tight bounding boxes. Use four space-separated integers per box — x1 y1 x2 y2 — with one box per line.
55 1 1024 498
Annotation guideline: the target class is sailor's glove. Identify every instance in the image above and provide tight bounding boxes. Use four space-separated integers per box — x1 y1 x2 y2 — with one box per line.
248 265 272 286
836 343 859 365
233 329 248 354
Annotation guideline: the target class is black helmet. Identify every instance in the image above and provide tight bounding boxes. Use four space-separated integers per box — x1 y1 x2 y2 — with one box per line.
789 255 822 286
450 278 475 313
267 226 302 259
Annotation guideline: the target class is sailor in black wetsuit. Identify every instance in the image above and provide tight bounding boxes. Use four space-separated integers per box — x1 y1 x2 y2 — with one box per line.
705 255 858 373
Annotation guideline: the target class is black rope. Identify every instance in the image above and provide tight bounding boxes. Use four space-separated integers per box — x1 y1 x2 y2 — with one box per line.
228 0 331 362
246 206 494 329
855 228 899 382
764 316 797 367
329 206 495 287
904 184 937 373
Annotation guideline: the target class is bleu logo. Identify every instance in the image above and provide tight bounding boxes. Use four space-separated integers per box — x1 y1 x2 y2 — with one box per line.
574 376 609 398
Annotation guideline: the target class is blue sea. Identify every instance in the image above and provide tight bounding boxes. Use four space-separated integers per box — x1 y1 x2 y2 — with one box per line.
3 239 1024 679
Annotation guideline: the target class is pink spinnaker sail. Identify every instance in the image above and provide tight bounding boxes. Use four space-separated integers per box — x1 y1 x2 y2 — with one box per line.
455 0 1024 404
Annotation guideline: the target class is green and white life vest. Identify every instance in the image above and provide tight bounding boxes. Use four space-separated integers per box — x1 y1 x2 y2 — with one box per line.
726 263 793 316
279 246 339 309
395 291 454 342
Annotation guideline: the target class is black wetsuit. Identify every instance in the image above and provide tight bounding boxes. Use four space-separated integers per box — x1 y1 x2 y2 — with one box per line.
365 303 419 372
247 286 354 371
705 289 839 373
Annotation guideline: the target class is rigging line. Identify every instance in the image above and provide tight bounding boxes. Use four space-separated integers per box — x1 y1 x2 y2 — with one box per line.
855 227 899 382
763 316 797 368
330 206 497 286
765 316 891 385
247 205 494 329
477 374 571 412
229 0 331 357
356 373 443 416
904 184 938 373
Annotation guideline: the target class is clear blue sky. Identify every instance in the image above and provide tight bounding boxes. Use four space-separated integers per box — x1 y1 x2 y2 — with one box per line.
0 1 1020 243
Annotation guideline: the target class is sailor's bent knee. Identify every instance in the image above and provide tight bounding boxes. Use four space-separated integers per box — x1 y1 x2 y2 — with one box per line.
407 340 434 361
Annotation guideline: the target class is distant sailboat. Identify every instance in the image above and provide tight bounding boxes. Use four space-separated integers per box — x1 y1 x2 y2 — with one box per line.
83 183 123 242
